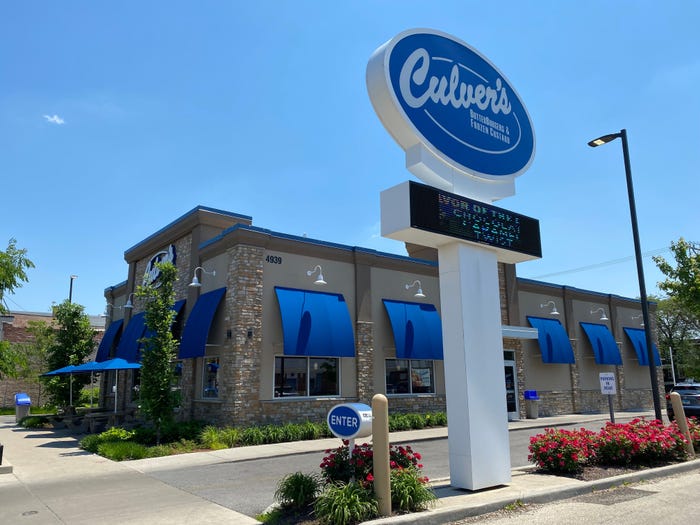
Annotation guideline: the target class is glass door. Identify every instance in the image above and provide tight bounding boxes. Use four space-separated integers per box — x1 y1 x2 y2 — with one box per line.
504 351 519 420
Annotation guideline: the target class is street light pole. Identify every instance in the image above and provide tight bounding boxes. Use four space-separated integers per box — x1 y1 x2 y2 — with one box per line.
588 129 663 421
69 275 78 303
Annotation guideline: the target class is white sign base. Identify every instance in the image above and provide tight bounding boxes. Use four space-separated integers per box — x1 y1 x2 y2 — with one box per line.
438 242 511 490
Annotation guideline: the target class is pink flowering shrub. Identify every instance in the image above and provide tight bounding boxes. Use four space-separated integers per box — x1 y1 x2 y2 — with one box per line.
528 427 597 473
320 440 425 486
529 418 691 473
683 417 700 449
597 419 686 465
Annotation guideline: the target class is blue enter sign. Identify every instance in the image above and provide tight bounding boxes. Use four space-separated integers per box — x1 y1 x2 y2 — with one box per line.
327 403 372 440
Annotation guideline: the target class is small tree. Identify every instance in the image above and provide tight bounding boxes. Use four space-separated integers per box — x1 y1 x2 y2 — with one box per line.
138 262 178 444
42 301 96 407
0 238 34 378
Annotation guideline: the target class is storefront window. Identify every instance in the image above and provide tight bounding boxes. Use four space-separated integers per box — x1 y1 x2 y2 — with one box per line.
385 359 435 394
202 357 219 398
275 356 339 397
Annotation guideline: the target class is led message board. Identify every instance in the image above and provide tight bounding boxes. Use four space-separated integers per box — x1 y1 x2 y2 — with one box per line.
408 182 542 258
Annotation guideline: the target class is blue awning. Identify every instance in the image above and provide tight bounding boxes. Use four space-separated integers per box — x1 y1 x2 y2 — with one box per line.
114 312 146 362
96 319 124 362
623 327 662 366
579 322 622 365
382 299 443 360
274 286 355 357
179 288 226 359
526 316 575 364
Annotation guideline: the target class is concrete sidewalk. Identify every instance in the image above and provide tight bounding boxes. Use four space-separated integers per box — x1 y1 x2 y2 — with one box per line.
1 411 698 524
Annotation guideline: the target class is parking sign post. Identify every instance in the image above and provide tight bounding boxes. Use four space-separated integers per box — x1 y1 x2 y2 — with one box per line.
599 372 617 423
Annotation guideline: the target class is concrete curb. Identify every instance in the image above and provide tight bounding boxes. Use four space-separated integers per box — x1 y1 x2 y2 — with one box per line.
363 458 700 525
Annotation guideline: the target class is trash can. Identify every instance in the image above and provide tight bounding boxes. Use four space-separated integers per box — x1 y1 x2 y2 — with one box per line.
524 390 539 419
15 393 31 423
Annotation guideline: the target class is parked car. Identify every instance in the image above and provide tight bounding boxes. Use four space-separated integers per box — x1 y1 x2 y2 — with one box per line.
666 382 700 421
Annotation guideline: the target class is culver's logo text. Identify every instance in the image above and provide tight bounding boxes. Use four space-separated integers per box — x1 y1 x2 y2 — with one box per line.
367 29 535 182
143 244 176 287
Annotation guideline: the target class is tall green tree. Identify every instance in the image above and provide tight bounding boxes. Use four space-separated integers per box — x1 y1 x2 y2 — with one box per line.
654 238 700 317
0 238 34 378
42 301 96 407
0 238 35 314
138 262 178 444
655 296 700 381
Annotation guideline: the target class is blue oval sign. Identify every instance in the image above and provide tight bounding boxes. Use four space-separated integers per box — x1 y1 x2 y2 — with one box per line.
367 29 535 182
327 403 372 439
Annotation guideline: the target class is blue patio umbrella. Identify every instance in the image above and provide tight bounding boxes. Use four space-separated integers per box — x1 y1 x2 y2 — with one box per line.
42 364 80 406
71 361 103 407
42 364 78 376
94 358 141 413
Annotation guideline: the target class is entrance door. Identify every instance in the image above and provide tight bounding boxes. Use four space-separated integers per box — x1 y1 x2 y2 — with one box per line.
504 352 518 420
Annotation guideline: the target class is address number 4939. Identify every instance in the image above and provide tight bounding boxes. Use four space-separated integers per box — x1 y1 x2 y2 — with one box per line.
265 255 283 264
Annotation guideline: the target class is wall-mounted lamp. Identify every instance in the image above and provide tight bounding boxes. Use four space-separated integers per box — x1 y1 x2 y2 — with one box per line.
101 303 124 317
123 293 136 309
539 300 559 315
306 265 326 285
631 314 644 327
405 280 426 298
189 266 216 288
247 328 253 339
591 307 609 321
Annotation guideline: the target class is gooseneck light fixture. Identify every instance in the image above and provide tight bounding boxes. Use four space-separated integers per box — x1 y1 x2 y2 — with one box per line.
631 314 644 327
189 267 216 288
539 300 559 316
590 307 609 322
123 293 136 309
588 128 661 421
405 280 426 298
306 265 327 285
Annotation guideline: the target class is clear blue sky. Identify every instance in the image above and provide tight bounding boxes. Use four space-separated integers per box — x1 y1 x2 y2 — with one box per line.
2 1 698 315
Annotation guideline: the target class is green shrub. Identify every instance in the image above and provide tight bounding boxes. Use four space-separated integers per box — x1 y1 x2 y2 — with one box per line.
79 434 103 453
19 415 51 429
274 472 322 510
97 440 150 461
240 426 266 446
314 482 378 525
199 425 224 449
428 412 448 426
78 387 99 407
406 413 426 429
220 427 241 448
390 467 436 512
79 427 135 455
147 444 174 457
280 423 303 442
388 413 411 432
99 427 135 442
298 421 324 440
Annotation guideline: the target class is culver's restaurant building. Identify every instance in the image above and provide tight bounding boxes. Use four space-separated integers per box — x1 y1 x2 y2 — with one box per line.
98 205 662 426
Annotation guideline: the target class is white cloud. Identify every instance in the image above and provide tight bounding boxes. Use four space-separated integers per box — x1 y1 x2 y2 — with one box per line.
43 114 65 125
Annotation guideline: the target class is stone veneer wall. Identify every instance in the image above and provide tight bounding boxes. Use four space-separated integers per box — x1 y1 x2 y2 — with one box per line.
535 391 575 417
355 321 374 405
225 244 264 427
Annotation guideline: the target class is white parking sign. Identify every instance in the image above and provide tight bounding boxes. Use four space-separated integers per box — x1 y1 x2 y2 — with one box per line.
599 372 617 395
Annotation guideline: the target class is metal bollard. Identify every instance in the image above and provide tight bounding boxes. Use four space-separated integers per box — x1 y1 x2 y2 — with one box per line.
372 394 391 517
